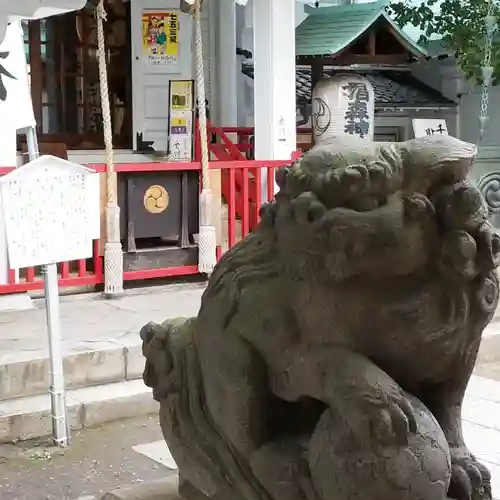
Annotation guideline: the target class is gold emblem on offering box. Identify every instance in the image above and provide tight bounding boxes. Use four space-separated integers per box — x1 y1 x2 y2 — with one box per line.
144 185 169 214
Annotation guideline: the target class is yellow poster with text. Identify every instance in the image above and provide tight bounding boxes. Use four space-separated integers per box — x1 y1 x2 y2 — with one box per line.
142 11 179 66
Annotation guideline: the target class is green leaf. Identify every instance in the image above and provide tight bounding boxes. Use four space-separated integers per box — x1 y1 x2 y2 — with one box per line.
389 0 500 85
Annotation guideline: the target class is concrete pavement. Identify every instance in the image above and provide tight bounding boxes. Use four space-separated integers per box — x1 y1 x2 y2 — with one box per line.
0 283 205 443
0 380 499 500
0 415 174 500
0 282 499 498
0 282 205 363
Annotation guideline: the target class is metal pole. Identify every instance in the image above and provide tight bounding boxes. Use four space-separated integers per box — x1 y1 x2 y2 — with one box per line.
25 125 69 448
42 263 69 447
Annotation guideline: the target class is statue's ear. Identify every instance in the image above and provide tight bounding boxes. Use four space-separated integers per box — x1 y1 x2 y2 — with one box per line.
439 230 477 280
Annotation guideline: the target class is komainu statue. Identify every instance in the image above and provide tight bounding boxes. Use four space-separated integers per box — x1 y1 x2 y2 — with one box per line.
141 135 500 500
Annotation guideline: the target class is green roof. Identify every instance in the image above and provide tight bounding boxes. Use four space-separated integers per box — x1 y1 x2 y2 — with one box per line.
296 0 428 58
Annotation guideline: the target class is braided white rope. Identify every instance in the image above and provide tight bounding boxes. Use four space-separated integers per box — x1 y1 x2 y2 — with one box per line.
192 0 216 274
96 1 116 203
96 0 123 295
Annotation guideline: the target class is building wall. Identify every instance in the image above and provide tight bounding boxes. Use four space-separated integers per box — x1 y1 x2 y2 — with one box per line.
413 55 500 194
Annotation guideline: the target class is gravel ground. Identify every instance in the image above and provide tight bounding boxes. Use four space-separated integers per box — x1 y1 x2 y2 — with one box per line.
0 415 175 500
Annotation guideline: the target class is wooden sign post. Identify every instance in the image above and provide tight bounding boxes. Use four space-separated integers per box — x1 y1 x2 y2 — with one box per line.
0 155 99 447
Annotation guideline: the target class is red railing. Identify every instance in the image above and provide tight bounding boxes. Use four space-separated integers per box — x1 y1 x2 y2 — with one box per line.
1 240 103 294
0 159 290 295
197 121 261 230
217 126 314 157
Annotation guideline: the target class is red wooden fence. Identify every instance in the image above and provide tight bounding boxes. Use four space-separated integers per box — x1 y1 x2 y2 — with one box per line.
0 159 290 294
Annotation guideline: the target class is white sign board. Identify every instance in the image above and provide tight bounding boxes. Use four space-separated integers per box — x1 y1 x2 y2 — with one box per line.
0 155 99 269
412 119 449 139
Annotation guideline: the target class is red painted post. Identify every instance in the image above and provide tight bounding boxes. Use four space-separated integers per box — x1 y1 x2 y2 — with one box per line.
267 166 275 202
241 167 250 237
228 167 236 249
60 262 70 279
26 267 36 282
77 259 87 277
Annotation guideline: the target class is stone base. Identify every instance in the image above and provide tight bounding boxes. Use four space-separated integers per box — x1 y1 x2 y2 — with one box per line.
101 475 180 500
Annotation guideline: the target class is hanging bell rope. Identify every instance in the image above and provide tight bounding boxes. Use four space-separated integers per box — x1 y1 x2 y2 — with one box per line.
96 0 124 296
190 0 217 275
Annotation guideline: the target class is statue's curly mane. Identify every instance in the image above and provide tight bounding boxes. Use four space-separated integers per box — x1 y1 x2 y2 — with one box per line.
201 136 494 330
203 141 404 311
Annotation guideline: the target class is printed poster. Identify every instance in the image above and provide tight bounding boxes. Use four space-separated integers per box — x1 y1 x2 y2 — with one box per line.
142 11 179 66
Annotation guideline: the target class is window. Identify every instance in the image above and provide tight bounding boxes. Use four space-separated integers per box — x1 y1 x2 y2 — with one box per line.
23 1 132 149
374 126 404 142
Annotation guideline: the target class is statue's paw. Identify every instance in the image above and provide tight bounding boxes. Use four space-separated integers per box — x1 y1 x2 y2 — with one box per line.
448 449 492 500
346 392 417 447
140 321 176 401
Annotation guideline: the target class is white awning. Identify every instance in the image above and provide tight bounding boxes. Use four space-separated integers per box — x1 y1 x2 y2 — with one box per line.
0 0 88 43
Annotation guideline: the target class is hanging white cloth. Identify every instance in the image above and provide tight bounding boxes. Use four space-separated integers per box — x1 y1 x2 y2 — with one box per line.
0 21 36 131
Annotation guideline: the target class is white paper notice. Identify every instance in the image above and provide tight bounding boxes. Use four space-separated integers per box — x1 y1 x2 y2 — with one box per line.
0 156 95 269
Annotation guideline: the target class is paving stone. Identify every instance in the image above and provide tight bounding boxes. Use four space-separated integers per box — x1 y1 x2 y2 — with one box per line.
65 344 126 389
124 342 145 381
101 475 179 500
0 354 49 401
0 293 34 313
76 380 158 429
0 392 82 443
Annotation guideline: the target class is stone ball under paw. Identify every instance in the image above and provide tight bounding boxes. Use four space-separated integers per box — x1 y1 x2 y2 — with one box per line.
309 394 451 500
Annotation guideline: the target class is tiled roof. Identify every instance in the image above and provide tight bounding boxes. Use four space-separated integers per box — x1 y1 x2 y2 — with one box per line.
296 1 427 58
242 64 456 109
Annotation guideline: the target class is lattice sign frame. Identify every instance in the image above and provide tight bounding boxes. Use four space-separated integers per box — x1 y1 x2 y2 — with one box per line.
0 155 100 269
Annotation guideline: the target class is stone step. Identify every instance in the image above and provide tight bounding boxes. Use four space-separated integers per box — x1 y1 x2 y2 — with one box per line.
0 379 158 444
0 338 145 401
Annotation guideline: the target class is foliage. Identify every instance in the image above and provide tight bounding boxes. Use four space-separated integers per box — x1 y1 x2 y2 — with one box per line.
388 0 500 84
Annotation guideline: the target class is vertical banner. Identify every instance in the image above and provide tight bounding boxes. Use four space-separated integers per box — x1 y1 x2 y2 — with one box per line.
0 20 37 284
0 21 36 131
142 11 179 67
168 80 194 161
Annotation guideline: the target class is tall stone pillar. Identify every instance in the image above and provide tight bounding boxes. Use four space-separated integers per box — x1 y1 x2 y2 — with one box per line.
218 0 238 129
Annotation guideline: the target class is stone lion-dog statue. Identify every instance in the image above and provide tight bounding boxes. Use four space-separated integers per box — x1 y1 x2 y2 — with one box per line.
141 135 499 500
